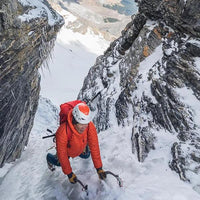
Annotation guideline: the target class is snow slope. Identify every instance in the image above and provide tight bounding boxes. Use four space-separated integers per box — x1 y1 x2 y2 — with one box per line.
39 10 109 106
1 97 200 200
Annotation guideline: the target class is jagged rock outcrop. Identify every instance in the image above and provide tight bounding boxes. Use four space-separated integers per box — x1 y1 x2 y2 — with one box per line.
0 0 64 167
78 0 200 191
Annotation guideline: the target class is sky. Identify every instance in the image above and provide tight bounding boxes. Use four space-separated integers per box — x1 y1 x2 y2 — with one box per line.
0 1 200 200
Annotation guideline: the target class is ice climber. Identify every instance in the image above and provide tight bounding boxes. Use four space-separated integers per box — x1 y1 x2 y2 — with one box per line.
46 101 107 184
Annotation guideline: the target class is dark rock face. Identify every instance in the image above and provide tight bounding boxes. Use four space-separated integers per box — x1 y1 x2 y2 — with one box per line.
137 0 200 37
78 0 200 190
0 0 64 167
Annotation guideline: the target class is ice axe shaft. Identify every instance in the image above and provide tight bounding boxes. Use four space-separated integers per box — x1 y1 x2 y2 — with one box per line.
42 134 55 139
105 171 123 187
42 129 55 139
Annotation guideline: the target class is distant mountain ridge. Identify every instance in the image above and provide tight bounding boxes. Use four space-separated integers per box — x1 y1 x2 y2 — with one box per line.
48 0 138 40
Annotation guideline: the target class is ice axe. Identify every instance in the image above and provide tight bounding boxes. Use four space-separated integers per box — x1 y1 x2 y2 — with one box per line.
42 129 55 140
105 171 123 187
77 179 88 196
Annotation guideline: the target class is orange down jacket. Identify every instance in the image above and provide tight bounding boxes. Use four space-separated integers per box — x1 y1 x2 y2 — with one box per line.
56 109 103 175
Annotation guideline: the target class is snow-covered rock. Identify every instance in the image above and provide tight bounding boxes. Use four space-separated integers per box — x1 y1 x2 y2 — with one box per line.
78 0 200 192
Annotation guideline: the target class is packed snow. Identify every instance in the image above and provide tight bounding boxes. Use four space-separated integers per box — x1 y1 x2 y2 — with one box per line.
1 3 200 200
175 87 200 125
39 10 109 106
195 57 200 71
133 44 163 103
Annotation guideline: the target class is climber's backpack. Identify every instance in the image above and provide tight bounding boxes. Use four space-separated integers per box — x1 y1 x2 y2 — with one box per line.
59 100 84 124
59 100 86 147
42 100 85 141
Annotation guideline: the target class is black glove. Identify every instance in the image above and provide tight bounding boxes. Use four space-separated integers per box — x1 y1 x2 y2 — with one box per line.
67 172 77 184
97 167 106 180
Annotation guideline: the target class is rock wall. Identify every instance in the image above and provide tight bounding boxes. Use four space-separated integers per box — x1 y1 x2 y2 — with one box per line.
78 0 200 190
0 0 64 167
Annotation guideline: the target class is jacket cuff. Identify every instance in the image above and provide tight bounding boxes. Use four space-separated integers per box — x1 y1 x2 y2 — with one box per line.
96 167 102 172
67 172 73 178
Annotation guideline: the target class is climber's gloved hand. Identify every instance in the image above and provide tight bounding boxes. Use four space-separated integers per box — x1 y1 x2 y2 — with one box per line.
67 172 77 184
97 167 107 180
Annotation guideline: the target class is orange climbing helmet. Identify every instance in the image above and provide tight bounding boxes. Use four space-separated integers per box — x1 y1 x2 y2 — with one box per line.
72 103 92 124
